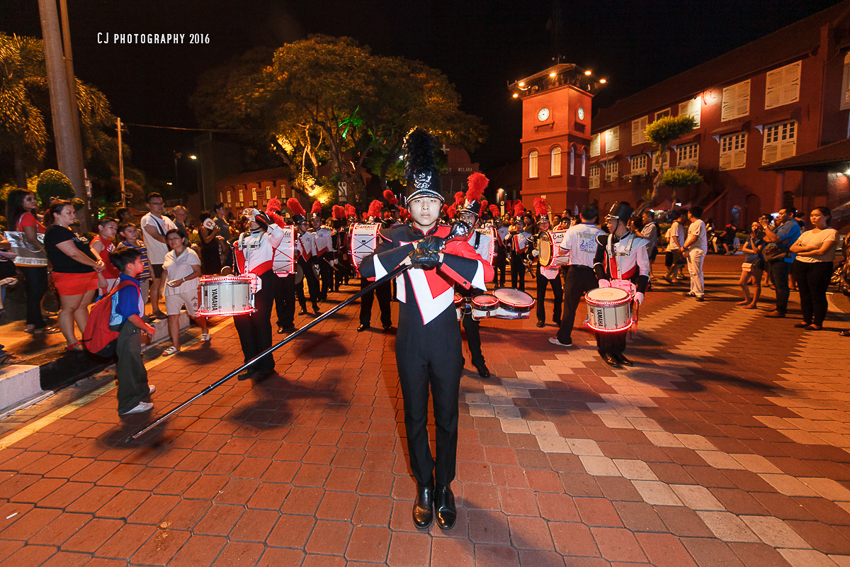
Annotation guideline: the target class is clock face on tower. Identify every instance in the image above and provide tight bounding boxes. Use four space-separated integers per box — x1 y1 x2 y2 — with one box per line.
577 107 585 121
537 107 550 122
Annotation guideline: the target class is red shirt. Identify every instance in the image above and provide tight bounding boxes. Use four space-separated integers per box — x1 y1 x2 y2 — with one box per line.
93 235 121 279
17 212 45 235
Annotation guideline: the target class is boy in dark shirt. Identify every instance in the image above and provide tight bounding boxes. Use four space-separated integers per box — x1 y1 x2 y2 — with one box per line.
109 248 156 415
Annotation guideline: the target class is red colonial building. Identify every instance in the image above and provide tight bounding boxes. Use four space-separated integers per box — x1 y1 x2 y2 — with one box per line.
508 63 607 213
586 0 850 227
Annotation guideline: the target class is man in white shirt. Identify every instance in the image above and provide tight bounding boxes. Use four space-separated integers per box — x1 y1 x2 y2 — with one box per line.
550 204 604 347
682 206 707 301
140 193 177 318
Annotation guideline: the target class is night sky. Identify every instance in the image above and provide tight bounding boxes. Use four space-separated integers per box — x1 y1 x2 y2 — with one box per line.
3 0 843 184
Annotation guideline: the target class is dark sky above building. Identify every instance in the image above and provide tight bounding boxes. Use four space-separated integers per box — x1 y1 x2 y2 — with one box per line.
3 0 843 183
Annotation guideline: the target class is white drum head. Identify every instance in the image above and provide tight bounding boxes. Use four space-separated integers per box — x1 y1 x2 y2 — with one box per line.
586 287 629 303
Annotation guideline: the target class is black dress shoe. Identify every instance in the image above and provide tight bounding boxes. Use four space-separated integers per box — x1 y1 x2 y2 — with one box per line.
536 321 545 328
298 309 308 316
600 352 620 367
615 353 634 366
475 364 490 378
237 369 255 381
412 484 434 529
434 484 457 530
382 324 393 331
357 324 370 332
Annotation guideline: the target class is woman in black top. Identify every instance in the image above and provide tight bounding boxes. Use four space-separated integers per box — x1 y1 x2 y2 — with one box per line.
43 200 105 350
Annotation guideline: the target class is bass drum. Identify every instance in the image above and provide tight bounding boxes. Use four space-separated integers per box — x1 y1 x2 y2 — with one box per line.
272 226 296 275
538 230 569 267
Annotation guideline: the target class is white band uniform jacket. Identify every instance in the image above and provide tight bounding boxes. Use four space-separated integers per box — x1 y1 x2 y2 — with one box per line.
359 224 495 325
234 224 285 276
593 231 651 292
313 227 334 257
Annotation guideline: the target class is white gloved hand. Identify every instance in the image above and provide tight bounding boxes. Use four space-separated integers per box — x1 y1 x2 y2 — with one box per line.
598 279 610 288
634 292 644 305
532 250 539 257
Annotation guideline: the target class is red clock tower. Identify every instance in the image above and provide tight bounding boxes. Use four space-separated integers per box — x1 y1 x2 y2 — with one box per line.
509 64 606 213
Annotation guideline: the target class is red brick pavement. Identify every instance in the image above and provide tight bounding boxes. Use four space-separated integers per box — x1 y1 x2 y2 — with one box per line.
1 255 850 566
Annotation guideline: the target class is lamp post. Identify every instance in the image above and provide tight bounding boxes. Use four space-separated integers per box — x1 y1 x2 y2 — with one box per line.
173 151 182 194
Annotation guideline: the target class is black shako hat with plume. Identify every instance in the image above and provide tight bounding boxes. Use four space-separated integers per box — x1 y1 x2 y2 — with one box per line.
403 128 443 203
460 172 487 217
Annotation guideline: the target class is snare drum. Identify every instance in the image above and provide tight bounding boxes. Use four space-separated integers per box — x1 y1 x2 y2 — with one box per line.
272 226 296 275
197 275 256 317
350 223 379 271
585 287 632 332
538 230 569 267
471 293 499 320
493 288 535 319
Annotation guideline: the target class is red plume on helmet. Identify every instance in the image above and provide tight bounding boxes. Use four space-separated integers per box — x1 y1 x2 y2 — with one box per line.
266 197 282 214
454 191 465 206
465 172 487 204
513 201 526 217
345 204 357 217
332 205 346 220
312 201 322 215
362 211 369 222
447 203 458 218
533 197 548 217
287 198 305 217
368 200 383 220
489 204 500 218
400 208 409 220
441 204 448 216
383 189 399 206
480 198 488 211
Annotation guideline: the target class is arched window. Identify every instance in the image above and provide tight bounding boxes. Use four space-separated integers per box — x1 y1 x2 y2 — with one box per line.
581 148 588 176
569 146 576 175
550 147 561 176
529 150 539 178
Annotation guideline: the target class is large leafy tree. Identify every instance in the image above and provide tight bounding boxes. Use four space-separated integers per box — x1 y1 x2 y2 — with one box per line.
0 32 118 189
193 35 486 199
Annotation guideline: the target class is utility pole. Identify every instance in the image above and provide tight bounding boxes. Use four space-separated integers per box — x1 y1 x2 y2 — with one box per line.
117 118 126 208
37 0 87 226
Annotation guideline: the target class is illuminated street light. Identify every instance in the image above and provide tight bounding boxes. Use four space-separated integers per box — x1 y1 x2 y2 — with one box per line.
512 93 519 98
189 155 197 160
518 81 525 87
549 72 556 77
584 70 592 76
600 78 607 83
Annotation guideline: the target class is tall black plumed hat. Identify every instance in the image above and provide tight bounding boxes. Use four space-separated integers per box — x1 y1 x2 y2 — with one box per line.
403 128 443 203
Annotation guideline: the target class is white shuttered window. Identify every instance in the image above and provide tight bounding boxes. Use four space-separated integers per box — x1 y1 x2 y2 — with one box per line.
550 147 561 176
719 133 747 170
678 99 701 129
605 161 619 182
605 128 619 153
765 62 801 110
677 143 699 167
589 165 600 188
569 147 575 175
721 80 751 121
762 121 797 165
655 109 671 120
528 150 539 178
630 155 647 175
632 116 648 146
590 134 600 157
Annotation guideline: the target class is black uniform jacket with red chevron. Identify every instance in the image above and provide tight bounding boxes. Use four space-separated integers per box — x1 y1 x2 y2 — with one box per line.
360 223 494 325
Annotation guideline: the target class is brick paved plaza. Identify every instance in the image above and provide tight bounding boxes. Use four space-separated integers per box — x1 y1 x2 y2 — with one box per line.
1 256 850 566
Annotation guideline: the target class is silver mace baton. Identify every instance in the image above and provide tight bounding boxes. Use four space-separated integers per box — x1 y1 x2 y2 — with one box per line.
124 262 411 442
126 221 472 443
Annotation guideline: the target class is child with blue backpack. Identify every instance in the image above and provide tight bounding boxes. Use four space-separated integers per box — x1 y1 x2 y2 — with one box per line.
109 247 156 415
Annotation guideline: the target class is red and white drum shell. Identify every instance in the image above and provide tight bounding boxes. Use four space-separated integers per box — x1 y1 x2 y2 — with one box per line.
198 275 256 317
471 293 499 320
272 226 296 275
538 230 569 267
350 223 379 273
470 227 496 266
585 287 633 332
492 288 535 319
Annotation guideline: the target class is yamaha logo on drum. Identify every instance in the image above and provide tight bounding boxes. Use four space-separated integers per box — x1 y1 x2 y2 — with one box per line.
596 309 605 328
210 287 219 311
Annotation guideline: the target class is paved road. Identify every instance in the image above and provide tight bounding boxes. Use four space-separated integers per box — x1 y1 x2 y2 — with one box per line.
1 254 849 566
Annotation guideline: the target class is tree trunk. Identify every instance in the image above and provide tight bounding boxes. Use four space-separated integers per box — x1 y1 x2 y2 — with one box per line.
270 138 293 168
13 141 27 189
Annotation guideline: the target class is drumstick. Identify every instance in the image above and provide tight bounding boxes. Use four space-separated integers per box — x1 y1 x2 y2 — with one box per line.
125 261 413 442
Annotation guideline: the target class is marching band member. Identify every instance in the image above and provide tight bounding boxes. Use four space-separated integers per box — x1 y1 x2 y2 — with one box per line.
529 199 562 328
458 172 491 378
508 202 531 291
311 201 334 301
233 208 284 381
360 128 493 531
266 199 298 335
291 199 321 316
592 202 649 367
358 200 393 332
550 204 604 348
494 211 509 287
331 205 351 291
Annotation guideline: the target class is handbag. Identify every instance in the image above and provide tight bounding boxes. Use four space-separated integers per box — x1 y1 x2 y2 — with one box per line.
762 243 788 263
4 230 47 267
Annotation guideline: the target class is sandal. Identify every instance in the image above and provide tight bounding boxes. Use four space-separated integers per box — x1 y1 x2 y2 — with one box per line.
201 333 211 342
162 346 179 356
0 353 23 365
65 342 83 352
841 330 850 337
35 326 61 335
